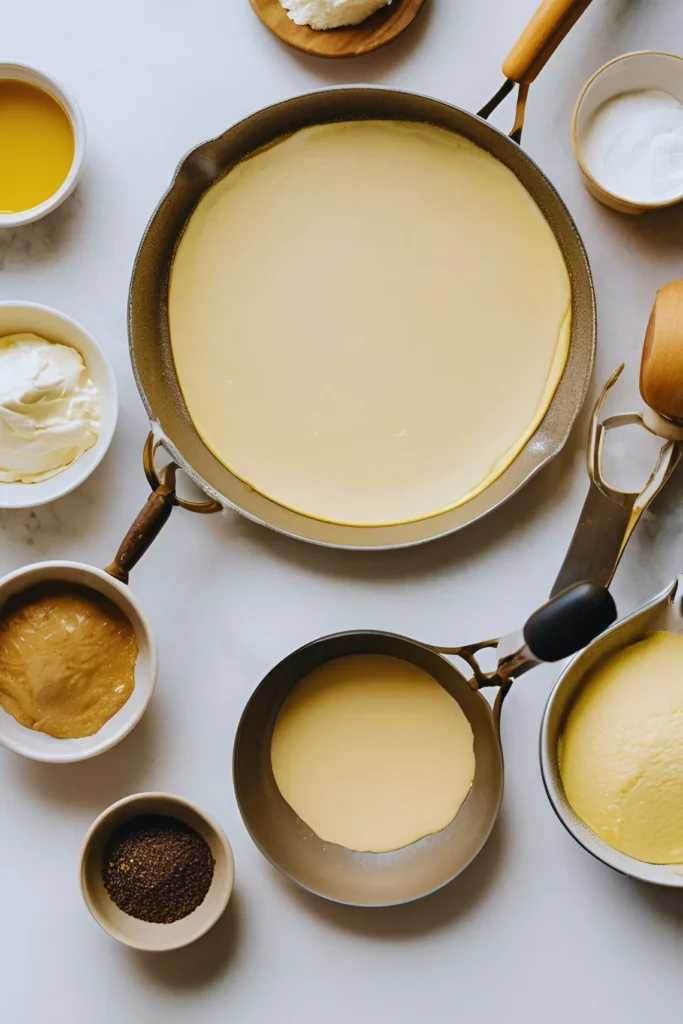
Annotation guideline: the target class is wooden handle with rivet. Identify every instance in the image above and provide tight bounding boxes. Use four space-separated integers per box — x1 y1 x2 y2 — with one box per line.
640 279 683 423
104 484 177 585
502 0 594 84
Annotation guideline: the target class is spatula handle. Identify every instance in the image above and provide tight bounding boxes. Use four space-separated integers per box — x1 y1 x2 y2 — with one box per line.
503 0 594 84
640 279 683 423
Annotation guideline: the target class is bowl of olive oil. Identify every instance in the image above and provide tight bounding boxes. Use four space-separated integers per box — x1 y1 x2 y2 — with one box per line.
0 61 85 226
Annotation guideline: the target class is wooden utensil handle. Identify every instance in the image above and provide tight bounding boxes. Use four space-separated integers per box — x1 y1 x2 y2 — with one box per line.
640 279 683 423
503 0 594 84
105 485 177 584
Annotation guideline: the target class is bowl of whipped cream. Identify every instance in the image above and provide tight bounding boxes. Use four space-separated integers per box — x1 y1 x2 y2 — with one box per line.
0 301 117 508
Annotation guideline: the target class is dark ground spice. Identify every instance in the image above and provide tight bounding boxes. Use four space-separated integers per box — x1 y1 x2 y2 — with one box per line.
102 814 215 924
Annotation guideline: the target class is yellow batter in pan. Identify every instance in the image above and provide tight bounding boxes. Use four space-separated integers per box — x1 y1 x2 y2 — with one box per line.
169 121 571 526
560 631 683 865
270 654 476 853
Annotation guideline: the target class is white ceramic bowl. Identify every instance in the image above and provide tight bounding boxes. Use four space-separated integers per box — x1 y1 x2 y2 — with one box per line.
573 51 683 214
0 561 157 762
81 793 235 952
0 301 118 509
0 60 86 227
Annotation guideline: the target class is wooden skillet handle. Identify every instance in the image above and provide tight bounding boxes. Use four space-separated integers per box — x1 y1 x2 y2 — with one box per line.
104 482 177 584
503 0 594 85
640 279 683 423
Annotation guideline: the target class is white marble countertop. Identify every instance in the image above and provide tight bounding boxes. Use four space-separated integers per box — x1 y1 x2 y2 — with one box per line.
2 1 683 1021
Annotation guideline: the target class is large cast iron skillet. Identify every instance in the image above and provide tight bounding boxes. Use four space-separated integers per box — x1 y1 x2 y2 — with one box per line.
123 0 596 555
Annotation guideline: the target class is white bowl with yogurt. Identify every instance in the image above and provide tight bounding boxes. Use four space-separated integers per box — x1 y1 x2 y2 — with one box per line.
573 51 683 214
0 302 117 509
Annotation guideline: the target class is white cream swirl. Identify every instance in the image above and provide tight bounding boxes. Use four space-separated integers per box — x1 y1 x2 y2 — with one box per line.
280 0 392 30
0 333 101 484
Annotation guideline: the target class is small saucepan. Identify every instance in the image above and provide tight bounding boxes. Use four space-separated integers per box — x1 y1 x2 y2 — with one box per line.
234 582 616 907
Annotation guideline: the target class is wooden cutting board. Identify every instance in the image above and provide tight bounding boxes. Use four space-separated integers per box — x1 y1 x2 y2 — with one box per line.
249 0 429 58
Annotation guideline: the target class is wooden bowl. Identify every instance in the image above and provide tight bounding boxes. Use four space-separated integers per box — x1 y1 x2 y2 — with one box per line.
249 0 428 58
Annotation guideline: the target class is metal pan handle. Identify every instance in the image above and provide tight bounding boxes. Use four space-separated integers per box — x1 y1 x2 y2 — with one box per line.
552 280 683 597
433 581 616 688
433 580 616 735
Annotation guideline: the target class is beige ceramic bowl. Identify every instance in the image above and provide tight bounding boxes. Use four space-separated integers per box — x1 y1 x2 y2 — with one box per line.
0 60 86 227
0 561 157 762
80 793 235 952
0 301 118 509
572 51 683 214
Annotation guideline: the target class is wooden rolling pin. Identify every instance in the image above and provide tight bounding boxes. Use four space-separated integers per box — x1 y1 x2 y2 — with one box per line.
640 278 683 433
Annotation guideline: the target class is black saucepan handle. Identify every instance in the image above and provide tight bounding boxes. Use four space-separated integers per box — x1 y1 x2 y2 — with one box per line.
523 581 617 663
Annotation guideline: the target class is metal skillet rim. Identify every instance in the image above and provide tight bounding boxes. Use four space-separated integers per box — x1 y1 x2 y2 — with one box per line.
128 85 596 550
233 628 504 908
539 580 683 888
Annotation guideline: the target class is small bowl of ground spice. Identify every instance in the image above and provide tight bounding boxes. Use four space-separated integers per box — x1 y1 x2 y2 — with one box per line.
80 792 234 951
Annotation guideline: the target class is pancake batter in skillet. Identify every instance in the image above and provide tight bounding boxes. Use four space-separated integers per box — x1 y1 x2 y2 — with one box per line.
270 654 476 854
169 121 571 526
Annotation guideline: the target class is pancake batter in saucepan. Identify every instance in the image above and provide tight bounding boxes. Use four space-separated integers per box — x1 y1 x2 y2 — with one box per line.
169 120 571 526
270 654 476 854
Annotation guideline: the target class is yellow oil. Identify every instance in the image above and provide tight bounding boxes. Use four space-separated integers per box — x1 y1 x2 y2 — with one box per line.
0 79 75 214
